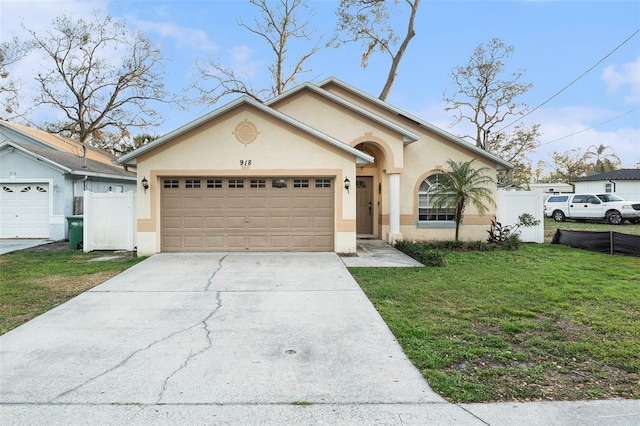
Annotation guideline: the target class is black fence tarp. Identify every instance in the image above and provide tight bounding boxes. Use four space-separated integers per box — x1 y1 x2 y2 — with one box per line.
552 229 640 256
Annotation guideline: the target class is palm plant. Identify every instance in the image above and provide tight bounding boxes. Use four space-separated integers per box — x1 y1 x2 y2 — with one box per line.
585 144 621 174
430 159 496 241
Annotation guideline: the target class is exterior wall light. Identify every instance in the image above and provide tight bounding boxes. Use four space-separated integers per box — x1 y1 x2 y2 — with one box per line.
344 177 350 193
141 176 149 193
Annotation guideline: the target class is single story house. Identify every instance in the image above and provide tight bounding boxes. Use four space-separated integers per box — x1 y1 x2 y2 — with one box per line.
574 169 640 201
118 78 513 255
0 120 136 240
527 182 574 194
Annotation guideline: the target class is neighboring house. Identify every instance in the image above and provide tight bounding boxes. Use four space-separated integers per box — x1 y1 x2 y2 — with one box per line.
118 78 513 255
527 183 574 194
574 169 640 201
0 120 136 240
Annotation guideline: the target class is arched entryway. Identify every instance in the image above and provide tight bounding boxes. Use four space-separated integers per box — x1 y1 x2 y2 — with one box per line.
354 142 386 238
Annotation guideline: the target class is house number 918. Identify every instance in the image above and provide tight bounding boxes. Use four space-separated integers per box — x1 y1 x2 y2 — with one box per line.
240 160 252 166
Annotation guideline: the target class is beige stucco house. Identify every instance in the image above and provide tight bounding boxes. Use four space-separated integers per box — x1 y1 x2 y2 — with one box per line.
118 78 512 255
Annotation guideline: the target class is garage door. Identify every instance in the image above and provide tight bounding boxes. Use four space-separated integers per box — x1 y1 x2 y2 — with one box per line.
161 177 334 251
0 183 50 238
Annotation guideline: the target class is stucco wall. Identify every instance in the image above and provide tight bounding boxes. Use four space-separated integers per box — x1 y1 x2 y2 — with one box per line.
322 82 500 242
271 91 405 171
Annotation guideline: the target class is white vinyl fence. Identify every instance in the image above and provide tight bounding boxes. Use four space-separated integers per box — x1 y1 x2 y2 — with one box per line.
83 191 137 252
496 190 545 243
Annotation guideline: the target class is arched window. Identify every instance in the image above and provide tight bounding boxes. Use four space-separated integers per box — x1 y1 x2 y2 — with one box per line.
418 175 455 222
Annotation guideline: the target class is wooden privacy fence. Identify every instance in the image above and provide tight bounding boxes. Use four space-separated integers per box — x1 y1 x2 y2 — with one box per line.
83 191 136 252
496 190 545 243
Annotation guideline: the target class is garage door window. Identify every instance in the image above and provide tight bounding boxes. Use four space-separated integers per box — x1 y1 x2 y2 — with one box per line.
207 179 222 188
229 179 244 188
293 178 309 188
185 179 201 189
272 179 288 188
164 179 179 189
250 179 266 188
315 179 331 188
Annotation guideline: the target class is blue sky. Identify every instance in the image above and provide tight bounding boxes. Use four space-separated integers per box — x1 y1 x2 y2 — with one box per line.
2 0 639 170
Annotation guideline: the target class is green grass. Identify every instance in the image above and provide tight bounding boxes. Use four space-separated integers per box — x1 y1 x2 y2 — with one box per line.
350 244 640 403
0 250 145 334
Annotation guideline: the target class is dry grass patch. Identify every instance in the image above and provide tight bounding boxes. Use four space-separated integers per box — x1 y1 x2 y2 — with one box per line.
35 271 120 293
1 249 145 334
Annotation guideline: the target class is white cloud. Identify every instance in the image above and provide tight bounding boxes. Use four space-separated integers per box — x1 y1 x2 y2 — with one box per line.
1 0 108 37
531 106 640 169
130 19 217 52
408 101 640 171
602 56 640 103
228 45 263 79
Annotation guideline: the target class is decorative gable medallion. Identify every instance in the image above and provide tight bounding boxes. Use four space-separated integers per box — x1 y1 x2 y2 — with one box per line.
233 119 259 146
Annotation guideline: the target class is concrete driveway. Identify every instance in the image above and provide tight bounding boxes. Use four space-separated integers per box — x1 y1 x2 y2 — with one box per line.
0 252 463 424
2 252 638 425
0 239 50 255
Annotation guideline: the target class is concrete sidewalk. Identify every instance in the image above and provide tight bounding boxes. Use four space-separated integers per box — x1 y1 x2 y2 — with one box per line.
342 238 423 267
0 239 50 255
1 252 638 425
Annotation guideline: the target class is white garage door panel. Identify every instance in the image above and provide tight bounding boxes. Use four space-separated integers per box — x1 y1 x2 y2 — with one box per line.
160 177 334 251
0 183 50 238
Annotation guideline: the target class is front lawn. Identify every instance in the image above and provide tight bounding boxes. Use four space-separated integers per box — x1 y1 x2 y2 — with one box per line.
350 244 640 403
0 248 145 334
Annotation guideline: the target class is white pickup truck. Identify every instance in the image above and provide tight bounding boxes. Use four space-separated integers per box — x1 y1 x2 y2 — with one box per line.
544 193 640 225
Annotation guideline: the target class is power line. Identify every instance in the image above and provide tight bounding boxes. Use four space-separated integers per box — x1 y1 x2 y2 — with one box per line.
498 27 640 133
538 106 640 147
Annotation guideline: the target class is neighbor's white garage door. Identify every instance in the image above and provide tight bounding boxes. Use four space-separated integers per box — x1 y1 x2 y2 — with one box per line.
160 177 334 251
0 183 50 238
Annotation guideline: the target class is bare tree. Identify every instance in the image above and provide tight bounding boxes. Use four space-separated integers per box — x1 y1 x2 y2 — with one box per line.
444 38 533 150
488 123 540 185
193 0 322 104
26 13 173 145
0 37 31 118
334 0 421 101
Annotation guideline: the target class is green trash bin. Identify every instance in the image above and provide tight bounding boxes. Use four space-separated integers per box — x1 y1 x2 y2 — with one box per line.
66 215 84 250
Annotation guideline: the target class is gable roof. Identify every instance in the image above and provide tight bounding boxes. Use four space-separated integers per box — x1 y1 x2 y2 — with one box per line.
316 77 514 170
0 120 117 166
265 82 420 145
574 169 640 182
117 95 374 167
1 141 136 180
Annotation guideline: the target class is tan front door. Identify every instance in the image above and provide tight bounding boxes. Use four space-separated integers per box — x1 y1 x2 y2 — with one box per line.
356 177 373 235
160 177 334 251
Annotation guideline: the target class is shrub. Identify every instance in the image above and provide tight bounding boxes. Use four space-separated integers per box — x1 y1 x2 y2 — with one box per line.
502 233 522 251
394 241 447 267
487 213 540 249
466 240 491 251
419 249 447 267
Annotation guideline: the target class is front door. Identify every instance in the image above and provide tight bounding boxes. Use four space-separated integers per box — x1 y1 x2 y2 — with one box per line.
356 177 373 235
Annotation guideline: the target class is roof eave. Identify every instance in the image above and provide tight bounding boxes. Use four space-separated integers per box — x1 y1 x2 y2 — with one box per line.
118 95 374 168
0 141 71 172
267 82 420 144
69 170 136 181
317 78 514 170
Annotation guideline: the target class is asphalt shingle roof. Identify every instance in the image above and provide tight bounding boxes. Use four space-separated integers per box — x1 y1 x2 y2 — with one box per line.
574 169 640 182
17 143 135 179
